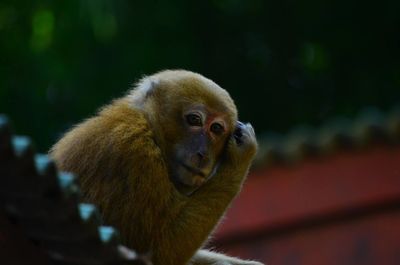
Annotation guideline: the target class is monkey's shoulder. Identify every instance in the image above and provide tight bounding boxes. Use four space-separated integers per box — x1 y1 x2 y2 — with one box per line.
95 99 150 136
93 100 161 156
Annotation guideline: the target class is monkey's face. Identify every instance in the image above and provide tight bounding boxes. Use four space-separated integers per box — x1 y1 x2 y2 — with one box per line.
135 71 238 195
168 104 233 195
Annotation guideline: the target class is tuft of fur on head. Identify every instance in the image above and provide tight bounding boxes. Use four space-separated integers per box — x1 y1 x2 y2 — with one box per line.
127 75 160 108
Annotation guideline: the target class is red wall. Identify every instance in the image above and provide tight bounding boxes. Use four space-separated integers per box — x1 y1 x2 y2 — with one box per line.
214 146 400 265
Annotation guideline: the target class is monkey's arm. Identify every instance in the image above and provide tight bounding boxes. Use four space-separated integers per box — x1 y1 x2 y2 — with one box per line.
49 102 175 251
153 124 258 265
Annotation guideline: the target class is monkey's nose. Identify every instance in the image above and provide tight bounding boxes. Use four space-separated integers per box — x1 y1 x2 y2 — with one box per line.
191 152 209 169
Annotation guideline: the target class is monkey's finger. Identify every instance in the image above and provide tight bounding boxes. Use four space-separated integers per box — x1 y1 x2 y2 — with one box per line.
245 123 256 137
234 122 245 136
233 122 245 145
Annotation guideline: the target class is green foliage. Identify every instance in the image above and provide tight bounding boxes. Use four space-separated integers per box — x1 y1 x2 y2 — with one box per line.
0 0 399 151
31 9 54 52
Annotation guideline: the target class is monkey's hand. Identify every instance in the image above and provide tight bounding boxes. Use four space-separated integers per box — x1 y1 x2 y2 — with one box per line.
232 121 257 158
222 121 257 178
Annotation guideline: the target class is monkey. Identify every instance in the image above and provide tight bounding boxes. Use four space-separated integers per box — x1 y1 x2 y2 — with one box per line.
50 70 262 265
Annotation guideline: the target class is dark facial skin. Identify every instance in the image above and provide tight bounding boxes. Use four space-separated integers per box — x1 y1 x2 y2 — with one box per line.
169 104 238 196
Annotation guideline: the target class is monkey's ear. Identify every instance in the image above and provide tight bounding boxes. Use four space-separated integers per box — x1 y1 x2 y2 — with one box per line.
128 76 160 107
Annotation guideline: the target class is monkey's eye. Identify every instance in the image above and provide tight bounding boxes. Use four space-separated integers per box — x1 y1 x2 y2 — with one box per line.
210 122 224 135
186 113 203 127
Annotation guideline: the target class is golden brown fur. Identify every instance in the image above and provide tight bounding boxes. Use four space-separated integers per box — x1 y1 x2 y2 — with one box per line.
50 70 261 265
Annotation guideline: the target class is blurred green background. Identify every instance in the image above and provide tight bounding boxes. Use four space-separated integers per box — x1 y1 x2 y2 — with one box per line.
0 0 399 152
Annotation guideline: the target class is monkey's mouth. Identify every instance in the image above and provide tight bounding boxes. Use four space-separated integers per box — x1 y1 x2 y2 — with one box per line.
177 162 208 188
170 163 208 196
181 163 206 179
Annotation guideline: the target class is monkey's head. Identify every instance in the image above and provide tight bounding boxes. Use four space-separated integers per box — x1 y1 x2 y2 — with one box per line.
128 70 238 195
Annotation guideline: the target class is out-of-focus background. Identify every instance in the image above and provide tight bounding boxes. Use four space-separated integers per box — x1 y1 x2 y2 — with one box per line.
1 0 399 151
1 1 400 265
